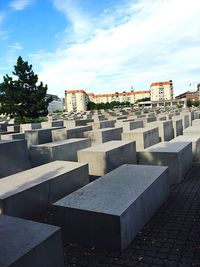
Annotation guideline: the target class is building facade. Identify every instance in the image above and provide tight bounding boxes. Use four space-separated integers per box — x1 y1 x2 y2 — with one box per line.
65 89 150 112
150 80 174 101
65 90 88 112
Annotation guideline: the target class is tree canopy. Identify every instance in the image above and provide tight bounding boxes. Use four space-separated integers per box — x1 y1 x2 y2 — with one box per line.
0 56 52 123
87 101 131 110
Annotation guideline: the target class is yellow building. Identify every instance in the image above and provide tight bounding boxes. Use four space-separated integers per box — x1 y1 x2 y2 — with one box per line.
150 80 173 101
65 89 150 112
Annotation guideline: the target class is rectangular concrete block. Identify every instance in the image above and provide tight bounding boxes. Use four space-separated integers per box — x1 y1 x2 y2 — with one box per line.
122 127 160 150
0 132 25 141
30 138 91 166
78 140 137 176
0 215 64 267
41 120 64 128
20 122 41 133
192 119 200 126
90 120 116 130
0 161 89 218
52 126 92 142
53 164 169 251
170 135 200 161
146 120 174 141
172 117 183 137
183 126 200 136
25 127 64 147
84 127 123 145
138 142 192 184
115 120 143 132
0 140 31 178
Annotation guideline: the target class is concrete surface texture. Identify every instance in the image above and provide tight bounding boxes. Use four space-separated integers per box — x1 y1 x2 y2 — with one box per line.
30 138 91 166
84 127 123 145
146 120 174 141
53 164 169 251
0 215 64 267
122 127 160 150
0 161 89 218
170 135 200 161
0 139 31 178
138 141 192 184
78 140 137 176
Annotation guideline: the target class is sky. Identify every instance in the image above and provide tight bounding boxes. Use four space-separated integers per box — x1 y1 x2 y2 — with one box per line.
0 0 200 98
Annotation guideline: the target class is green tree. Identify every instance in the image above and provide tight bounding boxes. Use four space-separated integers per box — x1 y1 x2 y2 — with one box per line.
186 99 193 107
0 56 52 123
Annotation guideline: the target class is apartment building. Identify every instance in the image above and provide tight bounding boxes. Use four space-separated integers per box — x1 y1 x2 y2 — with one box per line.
150 80 173 101
65 89 150 112
65 90 88 112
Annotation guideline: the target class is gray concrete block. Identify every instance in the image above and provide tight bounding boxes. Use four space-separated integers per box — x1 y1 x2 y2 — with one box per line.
25 127 64 147
78 140 137 176
183 126 200 136
53 164 169 251
84 127 123 145
0 161 89 218
122 127 160 150
138 142 192 184
41 120 64 128
146 120 174 141
0 215 64 267
0 140 31 178
192 119 200 126
115 120 143 132
1 133 25 141
20 122 41 133
172 117 183 137
52 126 92 142
90 120 116 130
64 120 89 127
170 135 200 161
30 138 91 166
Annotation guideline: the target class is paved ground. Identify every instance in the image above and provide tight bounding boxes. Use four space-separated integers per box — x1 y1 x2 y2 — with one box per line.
40 163 200 266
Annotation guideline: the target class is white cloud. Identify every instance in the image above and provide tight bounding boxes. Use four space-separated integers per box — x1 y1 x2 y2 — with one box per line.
30 0 200 97
9 42 23 51
9 0 33 11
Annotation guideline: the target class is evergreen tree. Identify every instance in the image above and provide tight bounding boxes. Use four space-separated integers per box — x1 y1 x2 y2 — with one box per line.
0 56 52 123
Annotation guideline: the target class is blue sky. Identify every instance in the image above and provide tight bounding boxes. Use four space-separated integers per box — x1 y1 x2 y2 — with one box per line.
0 0 200 97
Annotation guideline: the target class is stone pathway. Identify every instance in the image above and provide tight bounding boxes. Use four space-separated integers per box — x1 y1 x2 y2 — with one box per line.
62 163 200 266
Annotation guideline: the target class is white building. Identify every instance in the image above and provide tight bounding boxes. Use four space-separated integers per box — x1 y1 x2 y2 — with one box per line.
65 89 150 112
150 80 174 102
65 90 88 112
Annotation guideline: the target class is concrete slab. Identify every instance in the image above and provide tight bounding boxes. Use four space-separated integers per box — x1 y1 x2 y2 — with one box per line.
25 127 64 147
170 135 200 161
0 215 64 267
53 164 169 251
89 120 116 130
115 120 143 132
20 122 41 133
138 142 192 184
0 132 25 141
122 127 159 150
146 120 174 141
84 127 123 145
183 126 200 136
30 138 91 166
78 140 136 176
52 126 92 141
172 117 183 137
0 161 89 218
0 140 30 178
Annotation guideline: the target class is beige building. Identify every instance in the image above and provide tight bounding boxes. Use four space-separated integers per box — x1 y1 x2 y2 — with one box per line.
65 90 88 112
150 80 173 101
65 89 150 112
